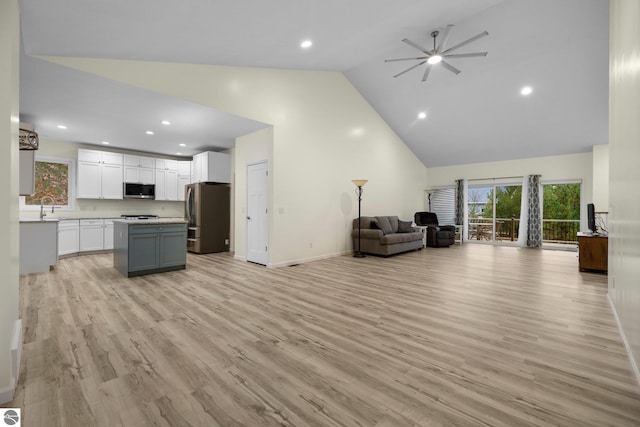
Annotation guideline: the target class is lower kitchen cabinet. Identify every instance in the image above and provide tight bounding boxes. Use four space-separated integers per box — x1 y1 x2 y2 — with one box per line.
58 220 80 256
129 234 160 271
80 219 114 252
104 220 114 250
159 231 188 267
80 219 104 251
59 219 114 257
114 221 187 277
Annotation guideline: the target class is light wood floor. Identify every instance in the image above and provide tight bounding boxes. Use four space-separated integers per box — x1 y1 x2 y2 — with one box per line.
5 244 640 426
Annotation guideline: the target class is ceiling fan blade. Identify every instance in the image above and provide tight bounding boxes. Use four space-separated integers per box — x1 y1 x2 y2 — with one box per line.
443 52 488 59
442 31 489 55
421 64 432 82
402 38 429 54
440 60 461 75
393 60 427 78
436 24 454 52
385 56 428 63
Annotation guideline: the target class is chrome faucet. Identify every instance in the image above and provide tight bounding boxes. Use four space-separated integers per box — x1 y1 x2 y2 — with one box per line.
40 196 55 220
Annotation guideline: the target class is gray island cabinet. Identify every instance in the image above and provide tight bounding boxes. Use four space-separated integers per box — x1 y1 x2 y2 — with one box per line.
113 219 187 277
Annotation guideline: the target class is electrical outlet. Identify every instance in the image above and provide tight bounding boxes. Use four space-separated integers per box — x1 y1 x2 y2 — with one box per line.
225 239 229 245
309 242 313 248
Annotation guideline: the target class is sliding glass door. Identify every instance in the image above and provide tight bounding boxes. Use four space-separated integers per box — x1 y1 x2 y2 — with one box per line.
468 184 522 243
542 182 581 246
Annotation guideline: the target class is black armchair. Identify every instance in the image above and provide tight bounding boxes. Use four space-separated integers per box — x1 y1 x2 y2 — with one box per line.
414 212 455 247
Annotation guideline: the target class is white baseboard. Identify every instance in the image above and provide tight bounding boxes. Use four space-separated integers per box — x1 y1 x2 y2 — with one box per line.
0 319 22 405
269 250 351 268
608 295 640 392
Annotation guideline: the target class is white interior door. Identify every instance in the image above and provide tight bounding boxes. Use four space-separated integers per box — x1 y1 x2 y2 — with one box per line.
246 161 268 265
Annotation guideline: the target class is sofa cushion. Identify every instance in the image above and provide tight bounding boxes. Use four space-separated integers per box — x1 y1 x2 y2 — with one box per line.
375 216 393 235
370 220 380 230
380 231 422 245
397 220 413 233
387 216 399 233
351 229 384 239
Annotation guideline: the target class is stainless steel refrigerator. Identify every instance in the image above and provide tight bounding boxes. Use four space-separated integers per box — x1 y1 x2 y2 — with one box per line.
185 183 230 254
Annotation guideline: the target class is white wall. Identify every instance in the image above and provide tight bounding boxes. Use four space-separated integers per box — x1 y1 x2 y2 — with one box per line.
592 144 610 211
18 139 184 219
0 0 20 404
427 152 593 227
608 0 640 385
234 127 273 262
42 57 428 266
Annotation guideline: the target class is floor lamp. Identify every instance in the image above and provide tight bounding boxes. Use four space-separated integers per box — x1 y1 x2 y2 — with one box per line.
425 189 434 211
352 179 368 258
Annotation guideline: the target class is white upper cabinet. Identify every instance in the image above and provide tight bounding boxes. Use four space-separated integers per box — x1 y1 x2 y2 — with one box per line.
177 160 191 177
101 151 124 165
101 164 125 199
77 149 123 199
155 169 179 201
192 151 230 183
124 154 155 169
124 154 155 184
77 149 102 164
155 158 178 171
78 149 123 165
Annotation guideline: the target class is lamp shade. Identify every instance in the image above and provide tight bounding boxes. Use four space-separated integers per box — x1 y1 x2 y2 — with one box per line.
352 179 368 187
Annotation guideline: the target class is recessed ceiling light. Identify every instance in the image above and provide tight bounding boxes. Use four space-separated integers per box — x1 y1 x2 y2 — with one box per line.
179 143 186 147
520 86 533 95
161 120 171 125
300 40 313 49
418 112 427 120
101 141 110 145
57 125 67 129
145 130 154 135
176 152 182 155
427 55 442 65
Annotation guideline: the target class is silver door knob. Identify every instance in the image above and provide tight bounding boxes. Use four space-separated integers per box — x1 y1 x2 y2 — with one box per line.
246 216 251 220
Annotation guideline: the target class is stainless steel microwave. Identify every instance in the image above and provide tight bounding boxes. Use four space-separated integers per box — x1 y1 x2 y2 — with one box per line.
124 183 155 199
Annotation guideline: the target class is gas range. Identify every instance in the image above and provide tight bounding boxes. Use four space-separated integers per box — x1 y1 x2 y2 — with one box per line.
120 214 159 220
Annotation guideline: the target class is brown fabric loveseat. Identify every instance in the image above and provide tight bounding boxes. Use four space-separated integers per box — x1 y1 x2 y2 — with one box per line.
351 215 423 257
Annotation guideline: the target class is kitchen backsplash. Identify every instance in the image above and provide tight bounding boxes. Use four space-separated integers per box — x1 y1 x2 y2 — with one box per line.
20 198 184 219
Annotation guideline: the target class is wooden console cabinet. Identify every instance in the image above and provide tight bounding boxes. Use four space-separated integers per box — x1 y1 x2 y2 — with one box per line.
577 233 608 273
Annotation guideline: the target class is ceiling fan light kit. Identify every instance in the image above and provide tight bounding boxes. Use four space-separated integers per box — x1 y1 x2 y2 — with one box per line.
385 25 489 82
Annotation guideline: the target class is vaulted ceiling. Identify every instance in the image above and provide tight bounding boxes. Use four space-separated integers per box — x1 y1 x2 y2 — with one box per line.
18 0 609 167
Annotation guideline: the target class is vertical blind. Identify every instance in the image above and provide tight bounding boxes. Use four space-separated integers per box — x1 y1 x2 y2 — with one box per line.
431 187 456 225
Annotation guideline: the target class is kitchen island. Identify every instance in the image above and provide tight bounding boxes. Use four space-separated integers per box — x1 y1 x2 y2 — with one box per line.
113 218 187 277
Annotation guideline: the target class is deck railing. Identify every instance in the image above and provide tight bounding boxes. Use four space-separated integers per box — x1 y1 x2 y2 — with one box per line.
468 217 580 244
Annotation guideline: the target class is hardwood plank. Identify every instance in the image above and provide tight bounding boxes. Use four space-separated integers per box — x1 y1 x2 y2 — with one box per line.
4 246 639 426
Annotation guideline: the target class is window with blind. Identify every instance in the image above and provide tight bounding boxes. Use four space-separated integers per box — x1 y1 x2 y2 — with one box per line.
430 187 456 225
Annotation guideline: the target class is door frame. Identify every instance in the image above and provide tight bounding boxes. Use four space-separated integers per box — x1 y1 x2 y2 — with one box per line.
246 160 270 266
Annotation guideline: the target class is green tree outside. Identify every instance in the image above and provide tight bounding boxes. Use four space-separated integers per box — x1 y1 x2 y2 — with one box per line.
483 186 522 219
542 183 580 220
472 183 580 242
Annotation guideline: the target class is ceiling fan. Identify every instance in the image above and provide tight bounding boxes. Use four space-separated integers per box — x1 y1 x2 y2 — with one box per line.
385 25 489 82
